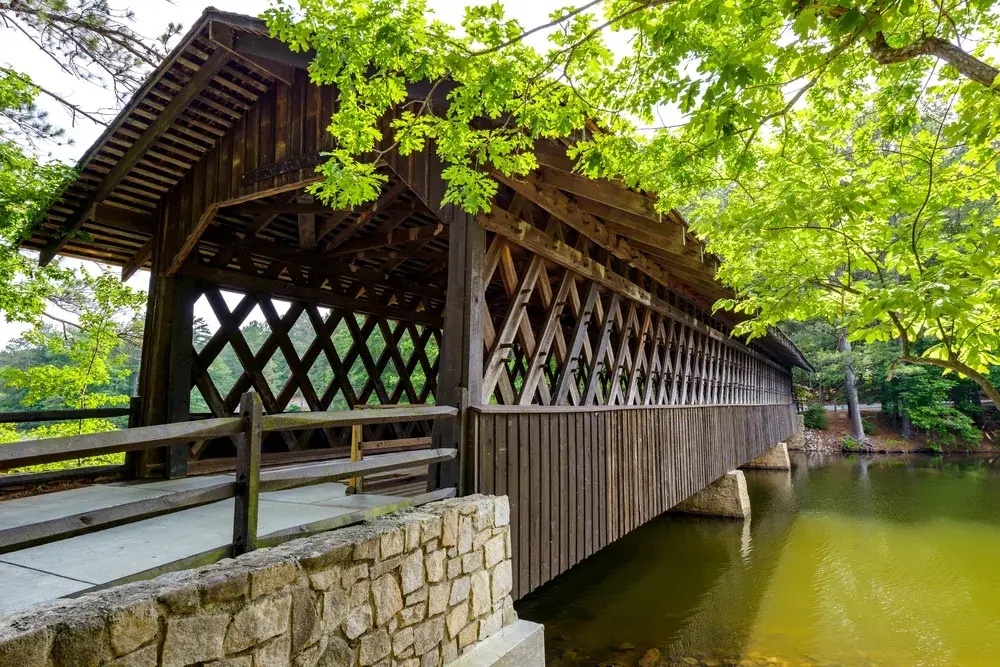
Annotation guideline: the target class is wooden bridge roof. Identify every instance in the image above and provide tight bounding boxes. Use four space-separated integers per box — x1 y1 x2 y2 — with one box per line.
22 8 810 371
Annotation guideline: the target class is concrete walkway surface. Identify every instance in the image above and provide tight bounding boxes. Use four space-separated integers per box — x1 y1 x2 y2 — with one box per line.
0 469 409 615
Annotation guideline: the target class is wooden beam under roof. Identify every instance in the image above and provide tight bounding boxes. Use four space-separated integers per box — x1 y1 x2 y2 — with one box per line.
39 40 234 266
490 168 718 295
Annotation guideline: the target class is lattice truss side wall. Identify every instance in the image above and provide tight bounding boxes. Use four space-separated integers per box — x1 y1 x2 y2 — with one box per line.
478 198 793 408
185 284 442 466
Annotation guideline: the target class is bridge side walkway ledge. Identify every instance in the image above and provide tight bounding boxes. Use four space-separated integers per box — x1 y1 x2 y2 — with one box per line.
0 494 538 667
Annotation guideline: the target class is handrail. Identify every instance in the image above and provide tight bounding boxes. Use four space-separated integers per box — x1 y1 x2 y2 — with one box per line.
0 417 244 469
0 407 131 424
0 392 460 558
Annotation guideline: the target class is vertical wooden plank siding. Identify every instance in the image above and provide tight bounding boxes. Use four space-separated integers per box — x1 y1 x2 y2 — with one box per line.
470 402 797 599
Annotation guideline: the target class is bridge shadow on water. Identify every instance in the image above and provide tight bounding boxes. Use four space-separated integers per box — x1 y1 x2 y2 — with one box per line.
516 465 802 666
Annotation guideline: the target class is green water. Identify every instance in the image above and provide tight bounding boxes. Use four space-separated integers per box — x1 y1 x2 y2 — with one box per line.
517 453 1000 667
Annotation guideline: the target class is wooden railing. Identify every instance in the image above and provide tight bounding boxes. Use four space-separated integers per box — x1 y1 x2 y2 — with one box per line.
0 392 458 557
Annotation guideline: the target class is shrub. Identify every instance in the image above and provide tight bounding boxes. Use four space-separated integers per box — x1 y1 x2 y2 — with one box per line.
803 403 828 430
861 416 876 436
842 436 864 451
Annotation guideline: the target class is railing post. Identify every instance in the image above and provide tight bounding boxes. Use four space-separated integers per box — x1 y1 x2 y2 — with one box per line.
233 391 262 556
123 396 143 479
349 423 363 493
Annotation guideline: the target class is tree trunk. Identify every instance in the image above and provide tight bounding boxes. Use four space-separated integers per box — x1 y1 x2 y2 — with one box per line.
901 403 912 439
837 330 865 441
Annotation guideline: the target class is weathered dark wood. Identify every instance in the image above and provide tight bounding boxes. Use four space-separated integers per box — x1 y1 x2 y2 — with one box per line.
0 418 244 470
470 401 798 600
233 392 263 555
40 45 234 265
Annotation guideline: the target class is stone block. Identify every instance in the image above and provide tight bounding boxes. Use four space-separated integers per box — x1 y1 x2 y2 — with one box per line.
490 562 513 603
472 529 490 552
427 582 450 616
291 636 326 667
108 600 158 656
479 610 503 640
225 593 292 653
108 644 158 667
470 570 490 617
393 626 415 656
359 628 392 666
412 616 445 656
371 574 404 625
449 575 471 605
400 550 424 594
251 561 299 599
351 580 371 607
406 585 428 606
446 601 469 639
458 621 478 649
52 618 112 667
447 557 463 579
440 509 458 547
425 550 445 583
298 543 353 573
483 536 505 569
354 537 379 560
405 522 421 551
323 590 349 632
462 551 483 574
494 497 510 527
381 529 405 559
371 555 402 579
200 570 249 604
0 627 50 667
457 516 473 555
502 597 516 626
399 603 426 627
344 605 373 640
421 648 439 667
253 632 291 667
441 639 458 664
420 647 440 667
291 588 322 652
342 563 370 589
421 516 442 543
158 585 200 614
308 566 343 592
162 614 229 667
316 635 354 667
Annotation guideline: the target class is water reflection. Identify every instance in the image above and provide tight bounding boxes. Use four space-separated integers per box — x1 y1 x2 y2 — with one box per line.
517 453 1000 666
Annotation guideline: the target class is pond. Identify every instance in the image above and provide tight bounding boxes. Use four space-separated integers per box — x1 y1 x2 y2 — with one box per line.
516 452 1000 667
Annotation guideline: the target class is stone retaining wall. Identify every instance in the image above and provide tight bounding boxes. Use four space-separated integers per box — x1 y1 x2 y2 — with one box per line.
0 495 516 667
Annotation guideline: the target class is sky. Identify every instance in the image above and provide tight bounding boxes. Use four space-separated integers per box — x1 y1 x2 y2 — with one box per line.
0 0 626 346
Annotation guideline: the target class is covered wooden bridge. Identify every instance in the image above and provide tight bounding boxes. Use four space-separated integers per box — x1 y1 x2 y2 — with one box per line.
13 9 809 603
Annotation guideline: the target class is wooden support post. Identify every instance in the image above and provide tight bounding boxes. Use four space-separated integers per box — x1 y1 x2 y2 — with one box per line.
134 202 198 478
233 391 262 556
123 396 143 479
350 423 364 493
166 276 196 479
430 210 485 492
